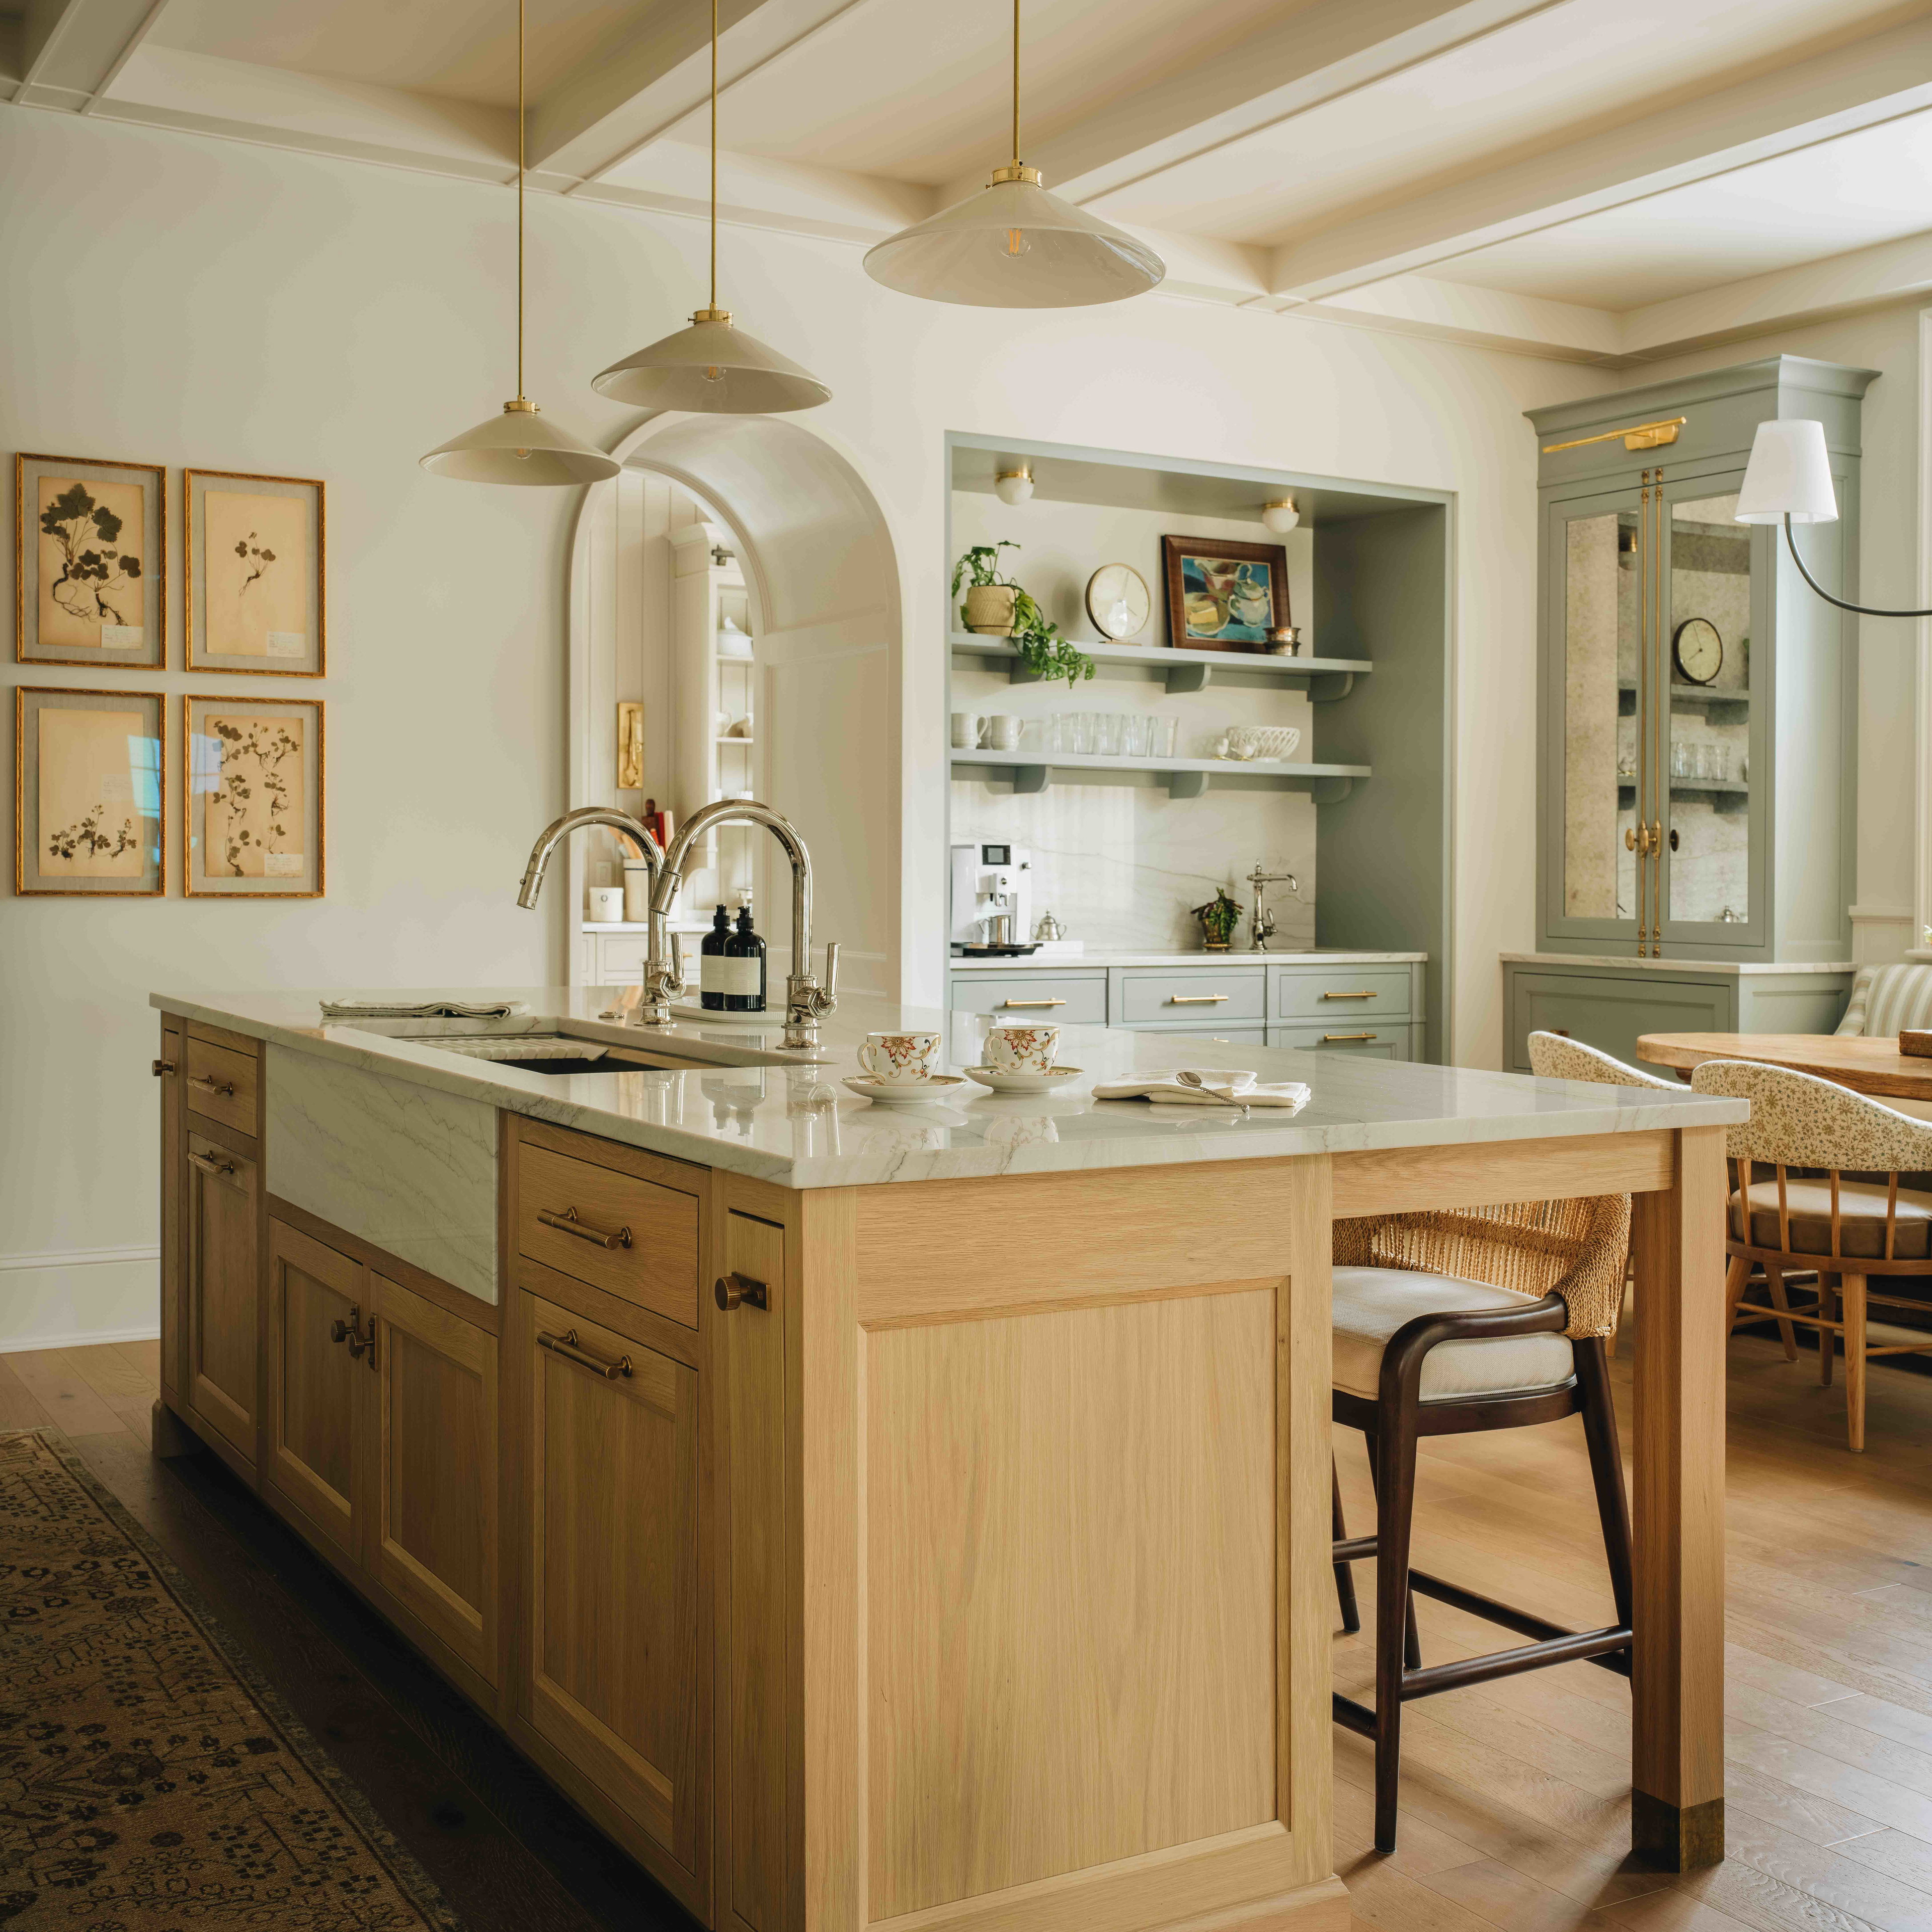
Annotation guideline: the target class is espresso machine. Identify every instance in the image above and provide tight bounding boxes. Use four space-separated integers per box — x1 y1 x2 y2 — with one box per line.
949 842 1034 954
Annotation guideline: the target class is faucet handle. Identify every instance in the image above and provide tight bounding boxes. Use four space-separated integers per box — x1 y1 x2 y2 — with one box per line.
668 930 684 992
803 941 839 1016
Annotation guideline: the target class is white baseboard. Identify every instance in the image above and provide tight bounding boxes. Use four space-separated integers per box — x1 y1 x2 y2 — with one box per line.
0 1244 159 1353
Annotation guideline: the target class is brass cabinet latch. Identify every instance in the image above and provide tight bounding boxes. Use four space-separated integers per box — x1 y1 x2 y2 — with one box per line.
330 1305 376 1364
715 1273 769 1313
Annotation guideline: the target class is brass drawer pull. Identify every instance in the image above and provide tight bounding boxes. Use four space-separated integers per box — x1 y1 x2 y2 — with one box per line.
152 1058 176 1077
538 1205 632 1250
1323 1032 1378 1042
1000 998 1065 1009
1168 994 1227 1005
1321 990 1378 1000
188 1073 235 1097
539 1327 632 1380
186 1148 237 1178
715 1272 769 1312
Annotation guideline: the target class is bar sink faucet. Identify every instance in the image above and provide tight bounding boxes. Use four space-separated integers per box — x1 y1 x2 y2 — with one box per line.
1245 863 1301 952
655 799 838 1050
517 807 682 1023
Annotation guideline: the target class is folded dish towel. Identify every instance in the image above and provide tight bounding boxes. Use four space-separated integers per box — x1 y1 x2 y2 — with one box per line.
319 998 530 1021
1090 1068 1311 1109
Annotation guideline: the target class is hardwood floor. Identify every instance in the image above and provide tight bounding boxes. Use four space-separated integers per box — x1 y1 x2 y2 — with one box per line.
6 1329 1931 1932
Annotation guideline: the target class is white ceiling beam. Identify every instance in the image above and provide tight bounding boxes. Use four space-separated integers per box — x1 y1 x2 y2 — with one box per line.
1291 275 1624 363
12 0 171 110
1268 10 1932 299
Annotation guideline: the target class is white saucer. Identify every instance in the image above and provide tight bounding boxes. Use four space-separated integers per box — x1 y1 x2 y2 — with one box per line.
842 1074 968 1105
963 1064 1084 1094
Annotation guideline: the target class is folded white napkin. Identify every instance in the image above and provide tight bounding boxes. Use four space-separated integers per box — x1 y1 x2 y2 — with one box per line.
320 998 529 1021
1091 1068 1311 1109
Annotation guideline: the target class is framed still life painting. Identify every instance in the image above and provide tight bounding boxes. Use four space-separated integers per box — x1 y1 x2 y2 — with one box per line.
15 686 165 896
1159 535 1290 653
16 453 167 668
185 694 324 898
186 469 325 676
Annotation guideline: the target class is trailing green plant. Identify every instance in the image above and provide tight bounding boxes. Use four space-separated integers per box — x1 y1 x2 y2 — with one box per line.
950 542 1095 688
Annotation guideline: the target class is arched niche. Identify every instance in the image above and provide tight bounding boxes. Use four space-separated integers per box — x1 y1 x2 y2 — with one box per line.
563 412 902 999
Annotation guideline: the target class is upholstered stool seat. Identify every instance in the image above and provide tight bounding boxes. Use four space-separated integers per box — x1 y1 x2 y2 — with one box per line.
1332 1267 1576 1401
1729 1177 1932 1260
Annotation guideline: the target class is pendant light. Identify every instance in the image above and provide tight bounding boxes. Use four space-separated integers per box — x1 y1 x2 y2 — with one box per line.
863 0 1163 308
591 0 831 414
421 0 621 486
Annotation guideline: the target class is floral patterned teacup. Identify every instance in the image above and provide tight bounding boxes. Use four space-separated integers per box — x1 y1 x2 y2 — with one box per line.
984 1024 1060 1074
857 1030 942 1085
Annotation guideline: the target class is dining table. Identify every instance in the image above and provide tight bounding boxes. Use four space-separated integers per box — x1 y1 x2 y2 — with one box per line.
1637 1030 1932 1103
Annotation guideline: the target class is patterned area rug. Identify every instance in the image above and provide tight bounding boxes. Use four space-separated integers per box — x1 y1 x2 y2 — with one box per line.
0 1428 460 1929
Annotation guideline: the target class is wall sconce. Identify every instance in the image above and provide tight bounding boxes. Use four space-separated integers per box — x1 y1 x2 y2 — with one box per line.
995 467 1034 506
1261 499 1300 533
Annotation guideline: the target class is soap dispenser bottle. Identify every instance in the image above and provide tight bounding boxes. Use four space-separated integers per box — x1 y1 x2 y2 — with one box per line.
699 905 732 1011
724 902 767 1013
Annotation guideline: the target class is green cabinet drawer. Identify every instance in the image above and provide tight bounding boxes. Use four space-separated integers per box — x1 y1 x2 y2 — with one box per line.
1130 1023 1269 1045
1505 969 1733 1075
1268 1021 1412 1060
1272 965 1412 1022
948 972 1108 1025
1114 968 1266 1026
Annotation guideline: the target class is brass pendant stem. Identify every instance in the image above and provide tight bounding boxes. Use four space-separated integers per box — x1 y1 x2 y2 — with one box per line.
710 0 718 311
516 0 525 404
1012 0 1021 167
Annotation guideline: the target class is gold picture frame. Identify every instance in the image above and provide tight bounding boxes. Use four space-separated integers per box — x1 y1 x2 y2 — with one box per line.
185 468 325 676
16 453 167 668
15 685 166 896
184 693 325 898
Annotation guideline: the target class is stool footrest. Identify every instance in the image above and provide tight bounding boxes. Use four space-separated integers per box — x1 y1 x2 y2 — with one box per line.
1405 1626 1631 1698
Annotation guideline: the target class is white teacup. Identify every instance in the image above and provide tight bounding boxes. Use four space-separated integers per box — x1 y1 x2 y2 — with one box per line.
858 1030 942 1085
984 1023 1060 1074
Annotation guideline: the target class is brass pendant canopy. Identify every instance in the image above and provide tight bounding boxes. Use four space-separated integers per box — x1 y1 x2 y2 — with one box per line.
421 0 619 487
863 4 1163 308
591 0 830 414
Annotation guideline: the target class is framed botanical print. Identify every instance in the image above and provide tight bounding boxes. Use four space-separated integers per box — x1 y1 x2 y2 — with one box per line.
1160 535 1290 653
185 694 324 897
16 453 167 668
186 469 325 676
15 686 165 896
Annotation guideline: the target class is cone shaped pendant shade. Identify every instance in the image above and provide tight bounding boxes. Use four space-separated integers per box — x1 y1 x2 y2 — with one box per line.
591 0 829 414
420 0 619 487
863 2 1163 308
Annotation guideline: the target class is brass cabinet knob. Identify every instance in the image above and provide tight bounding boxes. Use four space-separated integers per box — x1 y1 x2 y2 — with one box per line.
714 1273 769 1312
151 1058 176 1077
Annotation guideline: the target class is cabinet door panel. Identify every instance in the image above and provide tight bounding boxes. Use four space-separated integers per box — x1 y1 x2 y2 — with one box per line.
158 1023 184 1406
522 1293 699 1869
265 1219 362 1562
370 1274 499 1684
186 1132 258 1468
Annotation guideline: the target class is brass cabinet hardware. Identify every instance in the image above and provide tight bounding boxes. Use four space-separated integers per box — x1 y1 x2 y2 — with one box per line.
1321 990 1377 1000
188 1073 235 1097
330 1305 374 1359
151 1058 176 1076
714 1272 769 1312
999 998 1064 1009
538 1204 632 1250
1323 1032 1378 1042
1541 415 1685 455
1167 994 1228 1005
362 1315 378 1371
538 1327 633 1379
186 1148 236 1179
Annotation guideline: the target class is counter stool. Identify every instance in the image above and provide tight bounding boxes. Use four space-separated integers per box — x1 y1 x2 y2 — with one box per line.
1330 1195 1635 1854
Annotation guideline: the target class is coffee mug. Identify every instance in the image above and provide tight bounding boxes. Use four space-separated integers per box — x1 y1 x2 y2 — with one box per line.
984 1023 1059 1073
950 712 982 749
983 714 1022 752
858 1030 942 1084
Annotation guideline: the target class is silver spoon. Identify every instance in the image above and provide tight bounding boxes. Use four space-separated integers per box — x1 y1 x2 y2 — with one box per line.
1176 1069 1250 1113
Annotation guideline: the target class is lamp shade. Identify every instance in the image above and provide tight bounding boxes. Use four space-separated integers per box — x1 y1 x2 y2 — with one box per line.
591 311 831 414
864 173 1164 308
1261 499 1300 533
420 401 621 487
1736 419 1838 525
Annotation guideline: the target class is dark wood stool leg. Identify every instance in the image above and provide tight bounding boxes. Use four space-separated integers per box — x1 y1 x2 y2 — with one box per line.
1366 1433 1421 1671
1372 1403 1420 1854
1332 1459 1361 1635
1575 1337 1634 1639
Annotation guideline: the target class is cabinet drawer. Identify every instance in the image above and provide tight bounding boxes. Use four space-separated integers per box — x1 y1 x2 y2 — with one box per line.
1504 969 1733 1075
517 1142 700 1328
1272 966 1412 1021
1115 969 1265 1026
949 972 1107 1024
1131 1023 1268 1045
185 1034 259 1136
1268 1021 1412 1060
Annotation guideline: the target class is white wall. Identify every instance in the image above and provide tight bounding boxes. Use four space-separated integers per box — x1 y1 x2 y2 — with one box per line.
0 106 1603 1344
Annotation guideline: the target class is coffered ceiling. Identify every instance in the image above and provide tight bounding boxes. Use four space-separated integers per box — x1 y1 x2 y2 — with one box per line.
7 0 1932 365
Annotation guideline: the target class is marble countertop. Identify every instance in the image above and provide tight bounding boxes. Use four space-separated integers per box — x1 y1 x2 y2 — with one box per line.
1501 952 1854 977
950 949 1426 970
155 985 1743 1190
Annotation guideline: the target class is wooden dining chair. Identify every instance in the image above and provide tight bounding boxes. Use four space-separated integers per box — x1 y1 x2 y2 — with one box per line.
1691 1059 1932 1451
1330 1194 1634 1854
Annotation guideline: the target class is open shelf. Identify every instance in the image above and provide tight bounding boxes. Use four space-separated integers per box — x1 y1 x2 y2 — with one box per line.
951 747 1371 802
950 631 1372 698
1617 678 1750 717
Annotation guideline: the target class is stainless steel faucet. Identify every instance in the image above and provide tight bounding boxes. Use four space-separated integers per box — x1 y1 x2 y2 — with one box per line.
517 807 682 1023
1245 863 1300 952
654 798 838 1050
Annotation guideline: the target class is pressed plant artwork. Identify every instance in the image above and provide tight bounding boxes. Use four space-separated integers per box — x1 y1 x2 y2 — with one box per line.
203 491 307 658
15 687 164 895
16 455 165 666
185 696 321 896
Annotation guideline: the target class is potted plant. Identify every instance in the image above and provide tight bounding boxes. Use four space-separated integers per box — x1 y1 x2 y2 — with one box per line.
952 543 1096 687
1190 886 1244 952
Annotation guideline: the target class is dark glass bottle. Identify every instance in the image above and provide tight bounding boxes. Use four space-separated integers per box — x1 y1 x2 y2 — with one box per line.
698 905 731 1011
723 905 767 1013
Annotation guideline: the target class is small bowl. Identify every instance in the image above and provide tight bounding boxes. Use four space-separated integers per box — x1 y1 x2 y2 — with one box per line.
1223 725 1302 762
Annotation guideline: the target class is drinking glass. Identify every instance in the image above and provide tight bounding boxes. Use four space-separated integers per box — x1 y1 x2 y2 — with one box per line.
1154 717 1179 758
1124 715 1153 758
1093 713 1122 757
1067 712 1092 756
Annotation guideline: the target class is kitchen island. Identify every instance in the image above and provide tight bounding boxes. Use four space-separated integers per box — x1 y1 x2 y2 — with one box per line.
151 987 1743 1932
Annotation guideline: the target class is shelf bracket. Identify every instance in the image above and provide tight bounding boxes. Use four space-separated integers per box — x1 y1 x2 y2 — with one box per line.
1164 663 1213 695
1012 764 1050 795
1005 658 1044 686
1166 770 1208 800
1309 777 1354 805
1306 672 1356 703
